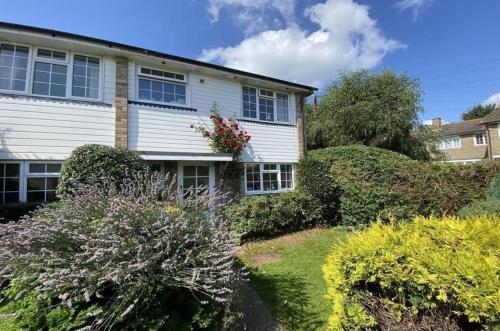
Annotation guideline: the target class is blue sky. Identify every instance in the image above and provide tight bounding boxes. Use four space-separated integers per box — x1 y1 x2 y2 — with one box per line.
1 0 499 123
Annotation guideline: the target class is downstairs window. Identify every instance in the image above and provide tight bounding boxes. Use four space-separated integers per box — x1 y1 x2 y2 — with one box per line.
244 163 295 194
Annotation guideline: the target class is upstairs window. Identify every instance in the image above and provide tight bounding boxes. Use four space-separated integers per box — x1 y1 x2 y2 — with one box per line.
438 136 461 149
32 48 68 97
241 86 289 123
242 86 257 118
276 93 289 122
474 133 487 146
138 66 187 105
72 55 100 99
0 44 29 92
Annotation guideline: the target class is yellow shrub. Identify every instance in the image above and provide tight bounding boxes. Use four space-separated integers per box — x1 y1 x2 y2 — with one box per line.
323 216 500 330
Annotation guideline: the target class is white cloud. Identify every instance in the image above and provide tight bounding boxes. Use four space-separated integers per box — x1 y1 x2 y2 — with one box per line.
396 0 433 20
483 92 500 105
200 0 405 87
207 0 295 34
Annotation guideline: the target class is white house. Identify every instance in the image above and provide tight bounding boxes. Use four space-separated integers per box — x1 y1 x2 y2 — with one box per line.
0 22 316 204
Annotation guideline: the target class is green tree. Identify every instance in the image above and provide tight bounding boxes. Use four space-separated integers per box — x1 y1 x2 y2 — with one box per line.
462 103 496 120
307 69 438 160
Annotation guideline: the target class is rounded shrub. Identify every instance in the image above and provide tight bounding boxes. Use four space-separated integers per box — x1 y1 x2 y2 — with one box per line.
224 190 321 240
323 216 500 330
0 172 239 330
297 145 499 226
57 144 148 194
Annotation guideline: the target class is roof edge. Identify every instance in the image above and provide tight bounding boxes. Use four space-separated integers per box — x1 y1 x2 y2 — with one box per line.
0 21 318 94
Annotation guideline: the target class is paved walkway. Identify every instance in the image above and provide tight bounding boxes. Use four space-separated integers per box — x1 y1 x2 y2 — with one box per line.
238 281 280 331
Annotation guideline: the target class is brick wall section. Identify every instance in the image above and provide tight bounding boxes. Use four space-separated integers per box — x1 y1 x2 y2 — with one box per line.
442 133 488 161
295 93 306 158
115 56 128 148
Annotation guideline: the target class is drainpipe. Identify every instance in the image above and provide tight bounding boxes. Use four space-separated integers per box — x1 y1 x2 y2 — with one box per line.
486 124 493 160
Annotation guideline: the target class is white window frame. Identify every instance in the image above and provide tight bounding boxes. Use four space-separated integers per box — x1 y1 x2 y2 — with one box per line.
0 42 33 95
0 161 23 204
438 136 461 150
474 132 487 146
31 46 70 98
0 41 104 101
23 161 62 203
136 64 190 107
241 85 291 124
244 163 295 195
497 123 500 138
69 52 104 101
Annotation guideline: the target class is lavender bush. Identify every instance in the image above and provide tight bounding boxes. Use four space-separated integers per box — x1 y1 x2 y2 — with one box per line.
0 172 240 330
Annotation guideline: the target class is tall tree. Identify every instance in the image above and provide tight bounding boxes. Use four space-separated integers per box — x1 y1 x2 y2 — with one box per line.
462 104 496 120
307 69 438 160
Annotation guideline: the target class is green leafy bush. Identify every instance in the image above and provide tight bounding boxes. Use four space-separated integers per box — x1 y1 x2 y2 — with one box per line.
457 200 500 218
0 202 40 223
57 144 148 194
224 191 321 240
487 172 500 200
0 172 240 330
323 216 500 330
297 145 499 225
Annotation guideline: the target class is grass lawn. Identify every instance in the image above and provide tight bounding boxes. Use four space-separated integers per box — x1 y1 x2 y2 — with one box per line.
238 227 352 331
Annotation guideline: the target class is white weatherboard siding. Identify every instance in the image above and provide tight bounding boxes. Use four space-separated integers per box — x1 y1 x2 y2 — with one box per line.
128 70 299 163
0 96 115 160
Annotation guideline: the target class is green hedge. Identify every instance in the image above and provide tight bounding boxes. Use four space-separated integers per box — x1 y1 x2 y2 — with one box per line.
0 202 40 223
457 200 500 218
224 191 321 240
487 172 500 200
297 145 499 225
57 144 148 194
323 215 500 330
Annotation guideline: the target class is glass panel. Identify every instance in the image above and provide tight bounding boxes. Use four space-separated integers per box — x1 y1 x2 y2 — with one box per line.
0 164 3 177
197 166 209 177
5 178 19 191
242 87 257 118
27 178 45 190
33 82 50 95
5 163 19 177
46 191 57 202
184 166 196 177
37 49 53 58
46 177 58 190
30 163 46 173
197 176 209 187
4 192 19 203
264 164 277 171
71 55 99 99
263 173 278 191
46 163 62 173
259 98 274 121
50 84 66 97
183 177 196 189
27 191 45 202
0 44 28 92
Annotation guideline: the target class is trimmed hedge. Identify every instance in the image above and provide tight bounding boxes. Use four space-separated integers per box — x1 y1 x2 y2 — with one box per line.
224 191 321 240
57 144 148 194
297 145 499 225
323 216 500 330
487 172 500 200
457 200 500 218
0 202 40 223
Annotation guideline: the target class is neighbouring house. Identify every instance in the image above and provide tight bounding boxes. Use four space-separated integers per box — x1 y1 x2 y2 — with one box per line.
434 105 500 163
0 22 316 204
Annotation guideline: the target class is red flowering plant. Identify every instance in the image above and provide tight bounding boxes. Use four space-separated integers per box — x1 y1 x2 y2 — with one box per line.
192 108 251 159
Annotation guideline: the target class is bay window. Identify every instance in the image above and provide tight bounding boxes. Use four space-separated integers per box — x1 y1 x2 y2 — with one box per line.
241 86 290 123
137 66 187 105
245 163 295 194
